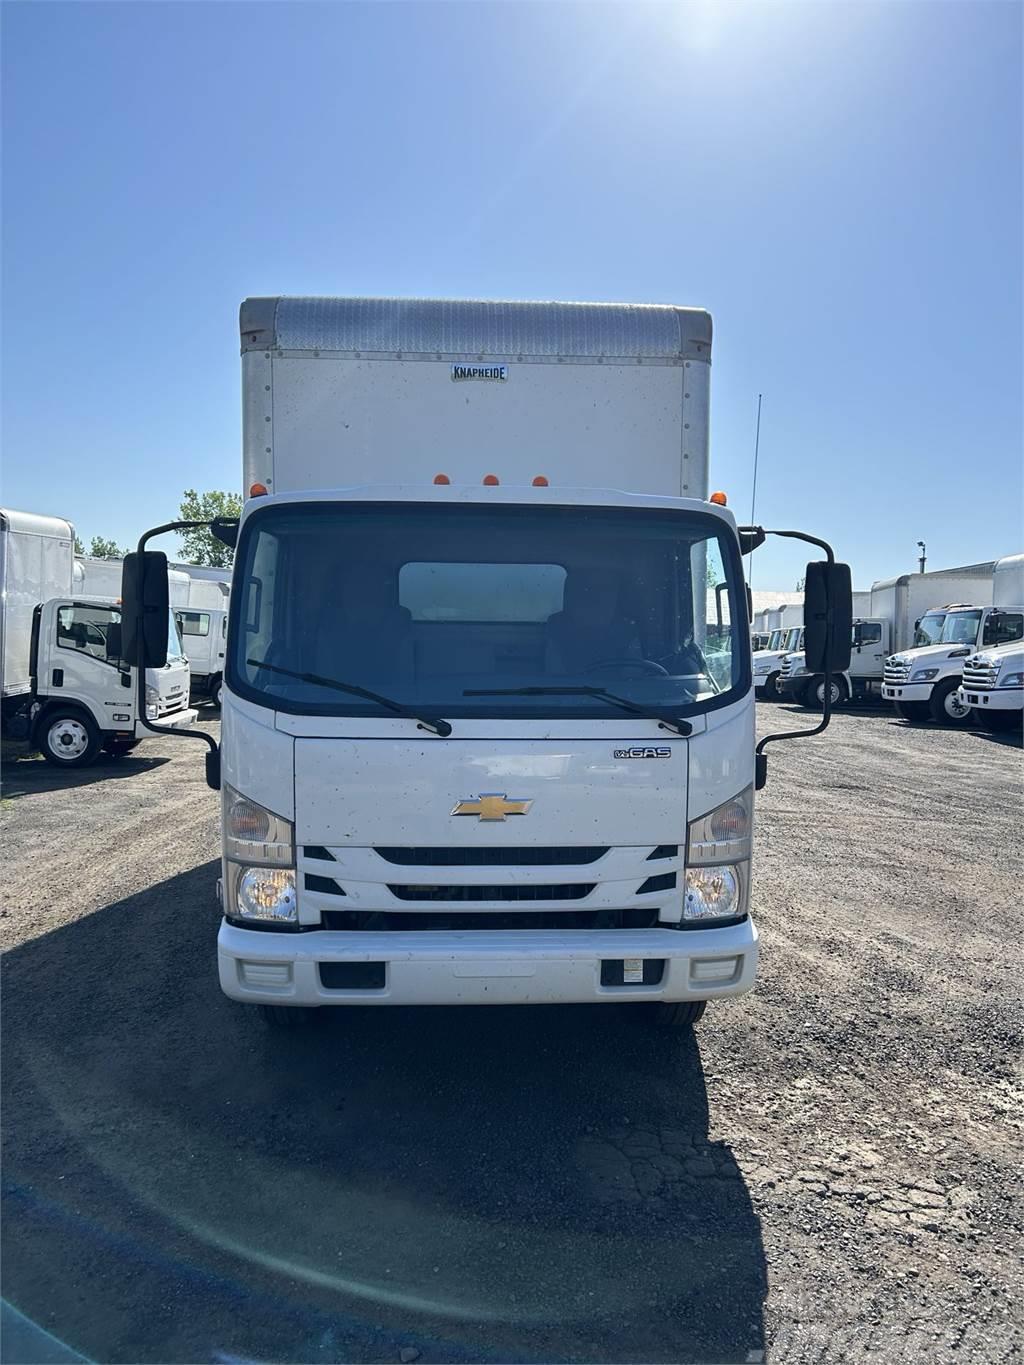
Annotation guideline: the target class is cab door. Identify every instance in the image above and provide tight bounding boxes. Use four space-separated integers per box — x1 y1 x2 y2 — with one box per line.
850 620 887 678
41 599 135 728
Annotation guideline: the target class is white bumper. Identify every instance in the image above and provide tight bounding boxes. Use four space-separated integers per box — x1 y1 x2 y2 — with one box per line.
882 682 933 703
957 686 1023 713
135 706 199 737
218 919 759 1008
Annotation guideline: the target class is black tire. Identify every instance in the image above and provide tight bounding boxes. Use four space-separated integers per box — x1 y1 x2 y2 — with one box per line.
929 678 973 726
258 1004 317 1029
761 672 781 701
39 709 102 768
809 676 847 710
974 709 1021 734
211 677 222 709
104 739 142 757
649 1000 707 1030
894 699 930 723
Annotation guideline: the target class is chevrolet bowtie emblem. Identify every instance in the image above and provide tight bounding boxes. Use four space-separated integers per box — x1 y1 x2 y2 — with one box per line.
451 793 533 821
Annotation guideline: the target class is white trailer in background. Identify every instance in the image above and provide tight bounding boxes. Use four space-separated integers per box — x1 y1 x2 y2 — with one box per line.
75 555 191 607
883 556 1022 724
1 510 195 764
170 564 231 707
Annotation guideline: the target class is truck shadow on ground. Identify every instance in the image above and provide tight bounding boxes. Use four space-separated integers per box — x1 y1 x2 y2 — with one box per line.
0 750 171 800
2 860 766 1365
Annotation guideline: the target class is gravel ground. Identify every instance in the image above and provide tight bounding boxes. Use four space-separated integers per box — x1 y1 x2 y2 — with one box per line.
1 706 1021 1364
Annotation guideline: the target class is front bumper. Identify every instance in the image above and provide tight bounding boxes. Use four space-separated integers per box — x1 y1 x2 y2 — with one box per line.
882 682 933 703
957 686 1023 713
778 674 808 698
135 706 199 737
217 918 759 1008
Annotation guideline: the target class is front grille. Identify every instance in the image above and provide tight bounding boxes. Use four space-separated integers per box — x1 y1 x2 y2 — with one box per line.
387 882 595 902
961 659 999 690
780 657 795 678
884 661 912 684
375 846 607 867
321 907 661 932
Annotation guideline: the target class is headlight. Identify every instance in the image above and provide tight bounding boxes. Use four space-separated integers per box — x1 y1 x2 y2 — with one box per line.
1000 672 1024 688
684 866 741 921
910 668 939 682
224 785 293 865
233 866 297 923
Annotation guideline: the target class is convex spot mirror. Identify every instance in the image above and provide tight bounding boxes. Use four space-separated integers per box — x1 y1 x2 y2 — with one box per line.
121 551 170 668
804 561 853 674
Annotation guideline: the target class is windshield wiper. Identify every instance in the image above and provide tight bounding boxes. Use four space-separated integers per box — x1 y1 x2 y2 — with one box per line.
464 686 693 736
247 658 452 737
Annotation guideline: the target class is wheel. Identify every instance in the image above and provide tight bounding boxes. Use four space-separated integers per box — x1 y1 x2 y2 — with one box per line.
648 1000 707 1030
793 682 814 708
929 678 973 726
211 677 222 709
974 709 1021 734
258 1004 317 1029
104 739 141 758
761 672 781 701
40 710 102 768
812 677 847 709
894 700 930 723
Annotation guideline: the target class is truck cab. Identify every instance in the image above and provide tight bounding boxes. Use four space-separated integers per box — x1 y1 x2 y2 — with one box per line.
176 606 227 707
957 642 1024 732
883 603 1024 724
30 596 196 765
752 624 803 700
780 618 888 707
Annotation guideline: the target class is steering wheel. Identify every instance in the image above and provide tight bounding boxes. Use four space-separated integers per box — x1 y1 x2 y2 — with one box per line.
588 658 670 678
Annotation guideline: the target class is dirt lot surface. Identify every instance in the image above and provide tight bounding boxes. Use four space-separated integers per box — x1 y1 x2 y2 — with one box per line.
2 707 1021 1364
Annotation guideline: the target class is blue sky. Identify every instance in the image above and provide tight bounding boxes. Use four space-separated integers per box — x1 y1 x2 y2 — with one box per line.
2 1 1020 590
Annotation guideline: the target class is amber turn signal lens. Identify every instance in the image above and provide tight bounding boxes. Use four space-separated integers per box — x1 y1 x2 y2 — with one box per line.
482 474 500 485
710 491 728 506
433 473 451 485
249 482 268 497
532 476 549 486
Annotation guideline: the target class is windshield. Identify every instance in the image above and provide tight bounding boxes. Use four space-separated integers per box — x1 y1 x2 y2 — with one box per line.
913 611 947 647
230 502 748 720
166 609 185 661
784 627 802 651
767 629 784 650
937 610 982 645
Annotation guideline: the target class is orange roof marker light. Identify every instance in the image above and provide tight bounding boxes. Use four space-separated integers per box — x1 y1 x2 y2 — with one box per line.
482 474 500 486
709 490 728 506
433 473 451 485
532 476 549 487
249 482 268 497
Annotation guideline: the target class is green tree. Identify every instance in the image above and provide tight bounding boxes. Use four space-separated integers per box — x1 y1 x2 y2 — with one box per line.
74 535 85 555
178 489 243 568
89 535 123 559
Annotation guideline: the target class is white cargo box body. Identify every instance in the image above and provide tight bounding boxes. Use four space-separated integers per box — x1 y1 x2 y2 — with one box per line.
1 509 76 700
869 562 995 652
993 553 1024 608
75 557 192 609
171 564 232 612
240 297 712 500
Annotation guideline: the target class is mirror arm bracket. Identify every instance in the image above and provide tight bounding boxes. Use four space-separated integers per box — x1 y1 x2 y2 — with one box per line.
132 520 221 774
743 529 842 790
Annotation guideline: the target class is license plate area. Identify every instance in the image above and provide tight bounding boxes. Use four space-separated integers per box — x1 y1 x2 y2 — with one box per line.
600 958 665 987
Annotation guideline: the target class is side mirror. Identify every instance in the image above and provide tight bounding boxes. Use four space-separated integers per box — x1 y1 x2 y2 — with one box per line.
106 623 123 662
121 551 170 667
803 560 853 673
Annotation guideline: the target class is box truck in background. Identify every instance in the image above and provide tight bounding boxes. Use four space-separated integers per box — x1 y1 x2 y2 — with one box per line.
171 565 231 708
752 603 803 700
1 509 195 765
883 556 1022 724
957 638 1024 732
123 296 851 1029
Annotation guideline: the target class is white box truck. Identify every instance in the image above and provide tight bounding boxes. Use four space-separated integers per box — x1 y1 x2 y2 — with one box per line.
2 509 196 764
882 556 1022 724
752 603 803 700
123 296 851 1029
171 565 231 708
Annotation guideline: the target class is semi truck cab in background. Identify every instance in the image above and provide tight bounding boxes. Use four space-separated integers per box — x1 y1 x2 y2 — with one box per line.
122 296 851 1029
752 618 804 700
957 641 1024 732
883 555 1024 725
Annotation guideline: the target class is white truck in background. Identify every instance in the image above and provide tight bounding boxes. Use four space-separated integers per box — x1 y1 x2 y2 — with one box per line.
957 639 1024 733
883 555 1022 725
124 295 852 1030
752 603 803 700
76 554 191 607
1 509 195 765
170 564 231 708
